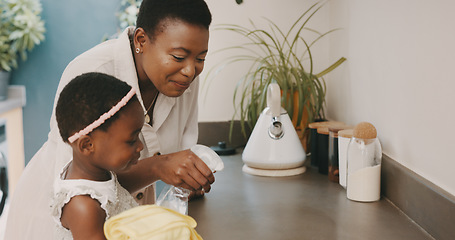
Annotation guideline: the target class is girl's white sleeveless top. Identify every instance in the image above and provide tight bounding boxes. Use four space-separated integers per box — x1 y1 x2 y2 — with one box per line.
51 162 138 239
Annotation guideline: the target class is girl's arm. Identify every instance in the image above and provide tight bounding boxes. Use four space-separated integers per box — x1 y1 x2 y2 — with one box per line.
117 149 215 193
60 195 107 240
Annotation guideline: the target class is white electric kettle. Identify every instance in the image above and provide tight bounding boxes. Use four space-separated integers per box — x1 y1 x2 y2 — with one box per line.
242 83 306 176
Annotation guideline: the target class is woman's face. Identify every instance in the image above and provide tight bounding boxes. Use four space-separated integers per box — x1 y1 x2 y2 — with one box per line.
134 20 209 97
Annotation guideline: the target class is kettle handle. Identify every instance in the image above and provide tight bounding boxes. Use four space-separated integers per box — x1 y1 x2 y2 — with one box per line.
267 83 281 117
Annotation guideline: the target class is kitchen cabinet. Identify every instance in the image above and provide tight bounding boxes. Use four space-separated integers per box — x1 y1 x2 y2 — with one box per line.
0 86 26 195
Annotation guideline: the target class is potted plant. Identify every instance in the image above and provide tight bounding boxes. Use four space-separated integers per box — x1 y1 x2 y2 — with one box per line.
0 0 45 100
206 2 345 147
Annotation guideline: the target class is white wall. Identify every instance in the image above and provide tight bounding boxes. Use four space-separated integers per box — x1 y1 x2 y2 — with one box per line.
326 0 455 197
200 0 455 197
200 0 327 122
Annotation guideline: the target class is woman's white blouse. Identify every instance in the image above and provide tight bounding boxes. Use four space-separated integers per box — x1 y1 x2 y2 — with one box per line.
4 27 199 240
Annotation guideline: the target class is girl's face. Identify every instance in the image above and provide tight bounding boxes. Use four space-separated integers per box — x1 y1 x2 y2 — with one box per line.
91 100 144 172
135 20 209 97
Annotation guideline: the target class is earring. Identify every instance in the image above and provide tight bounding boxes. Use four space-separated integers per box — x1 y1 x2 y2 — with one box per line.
135 48 140 54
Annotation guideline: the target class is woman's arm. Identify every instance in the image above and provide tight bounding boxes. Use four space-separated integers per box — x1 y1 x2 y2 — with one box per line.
60 195 107 240
117 149 215 193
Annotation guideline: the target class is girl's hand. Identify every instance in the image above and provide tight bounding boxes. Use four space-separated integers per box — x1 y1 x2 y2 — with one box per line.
154 149 215 193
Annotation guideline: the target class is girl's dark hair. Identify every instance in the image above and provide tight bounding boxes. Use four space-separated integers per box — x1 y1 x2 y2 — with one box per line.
56 72 138 143
136 0 211 41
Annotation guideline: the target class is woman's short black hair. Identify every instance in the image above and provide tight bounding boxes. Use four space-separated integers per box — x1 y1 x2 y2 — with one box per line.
136 0 212 41
56 72 138 143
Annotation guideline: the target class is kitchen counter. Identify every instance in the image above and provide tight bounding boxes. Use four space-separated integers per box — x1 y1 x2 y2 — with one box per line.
188 151 433 240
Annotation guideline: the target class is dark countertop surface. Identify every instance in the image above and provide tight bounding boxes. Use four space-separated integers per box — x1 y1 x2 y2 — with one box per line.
188 152 433 240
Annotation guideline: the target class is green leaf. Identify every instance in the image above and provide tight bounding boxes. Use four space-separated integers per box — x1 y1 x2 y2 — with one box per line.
0 0 46 71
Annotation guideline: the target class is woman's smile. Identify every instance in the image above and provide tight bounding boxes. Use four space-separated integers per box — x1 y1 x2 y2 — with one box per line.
170 79 191 90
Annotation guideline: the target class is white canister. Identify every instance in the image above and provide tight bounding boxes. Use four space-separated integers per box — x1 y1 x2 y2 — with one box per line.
346 122 382 202
338 129 353 188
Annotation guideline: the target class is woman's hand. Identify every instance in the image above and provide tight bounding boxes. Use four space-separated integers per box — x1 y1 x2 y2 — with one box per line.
188 189 205 201
117 149 215 194
154 149 215 193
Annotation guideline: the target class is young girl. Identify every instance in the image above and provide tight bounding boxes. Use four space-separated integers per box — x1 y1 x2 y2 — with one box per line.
52 72 143 239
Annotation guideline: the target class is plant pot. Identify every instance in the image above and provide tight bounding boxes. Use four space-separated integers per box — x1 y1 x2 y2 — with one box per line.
286 90 311 152
0 71 11 101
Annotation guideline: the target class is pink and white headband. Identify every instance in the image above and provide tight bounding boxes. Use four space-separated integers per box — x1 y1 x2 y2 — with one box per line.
68 88 136 143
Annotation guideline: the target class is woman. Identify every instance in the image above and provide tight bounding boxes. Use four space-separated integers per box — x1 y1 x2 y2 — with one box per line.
5 0 214 239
